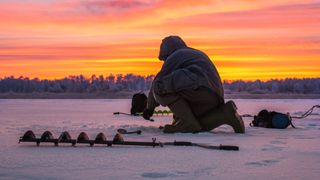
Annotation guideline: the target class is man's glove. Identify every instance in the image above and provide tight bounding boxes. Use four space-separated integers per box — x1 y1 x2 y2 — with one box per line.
143 109 154 120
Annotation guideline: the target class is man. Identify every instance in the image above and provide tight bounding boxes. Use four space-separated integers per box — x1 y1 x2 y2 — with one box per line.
143 36 245 133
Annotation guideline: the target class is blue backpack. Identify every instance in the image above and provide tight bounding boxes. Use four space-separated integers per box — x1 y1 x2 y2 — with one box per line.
250 109 295 129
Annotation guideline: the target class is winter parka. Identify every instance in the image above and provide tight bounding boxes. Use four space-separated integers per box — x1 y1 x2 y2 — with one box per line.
147 36 224 109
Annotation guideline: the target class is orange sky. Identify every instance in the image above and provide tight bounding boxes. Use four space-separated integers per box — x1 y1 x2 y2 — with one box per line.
0 0 319 80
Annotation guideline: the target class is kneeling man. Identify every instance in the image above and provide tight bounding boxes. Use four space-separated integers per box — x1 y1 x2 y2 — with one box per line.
143 36 245 134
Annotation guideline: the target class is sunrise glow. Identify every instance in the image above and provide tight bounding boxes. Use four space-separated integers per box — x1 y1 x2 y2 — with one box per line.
0 0 319 80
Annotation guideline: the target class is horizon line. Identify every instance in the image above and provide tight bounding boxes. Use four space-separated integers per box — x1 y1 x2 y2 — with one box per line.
1 74 319 82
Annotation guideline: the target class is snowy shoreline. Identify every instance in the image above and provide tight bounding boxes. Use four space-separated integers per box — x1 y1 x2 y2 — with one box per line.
0 92 320 99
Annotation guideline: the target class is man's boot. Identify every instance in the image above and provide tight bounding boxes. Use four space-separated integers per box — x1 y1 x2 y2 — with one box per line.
171 115 180 126
199 101 245 133
163 98 202 133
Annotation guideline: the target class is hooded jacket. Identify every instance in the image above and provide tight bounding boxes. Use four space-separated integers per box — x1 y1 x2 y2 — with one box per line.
147 36 224 109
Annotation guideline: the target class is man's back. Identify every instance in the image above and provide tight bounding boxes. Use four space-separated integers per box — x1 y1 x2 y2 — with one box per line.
157 47 224 99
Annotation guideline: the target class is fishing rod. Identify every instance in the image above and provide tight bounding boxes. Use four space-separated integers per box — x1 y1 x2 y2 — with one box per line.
113 112 155 122
19 130 239 151
113 110 173 122
117 128 142 135
289 105 320 119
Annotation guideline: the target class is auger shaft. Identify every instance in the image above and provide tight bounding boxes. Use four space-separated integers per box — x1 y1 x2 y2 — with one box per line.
19 130 239 151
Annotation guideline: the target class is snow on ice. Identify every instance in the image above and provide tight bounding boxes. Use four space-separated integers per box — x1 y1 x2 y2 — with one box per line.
0 99 319 180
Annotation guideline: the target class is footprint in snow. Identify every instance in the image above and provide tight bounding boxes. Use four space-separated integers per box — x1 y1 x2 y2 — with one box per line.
308 123 317 127
141 172 179 179
261 144 283 152
292 135 315 140
141 171 188 179
270 140 286 145
245 159 280 167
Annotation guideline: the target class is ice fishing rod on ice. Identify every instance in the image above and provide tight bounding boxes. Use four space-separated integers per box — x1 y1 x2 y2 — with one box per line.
113 112 155 122
113 110 172 116
113 110 173 122
113 93 173 122
117 128 142 135
19 130 239 151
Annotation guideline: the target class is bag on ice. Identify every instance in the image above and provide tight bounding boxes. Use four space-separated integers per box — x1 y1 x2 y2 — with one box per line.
130 93 147 115
250 109 295 129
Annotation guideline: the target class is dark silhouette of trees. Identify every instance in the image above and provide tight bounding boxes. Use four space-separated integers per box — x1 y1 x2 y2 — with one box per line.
223 78 320 94
0 75 319 94
0 74 155 93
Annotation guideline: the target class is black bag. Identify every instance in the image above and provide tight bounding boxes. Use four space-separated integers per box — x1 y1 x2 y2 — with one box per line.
130 93 147 115
250 109 295 129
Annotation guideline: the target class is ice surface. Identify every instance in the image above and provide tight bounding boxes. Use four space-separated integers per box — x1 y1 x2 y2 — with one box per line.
0 99 319 180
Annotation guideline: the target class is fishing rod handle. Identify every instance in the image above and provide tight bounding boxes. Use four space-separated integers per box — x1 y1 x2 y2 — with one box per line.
126 130 142 134
173 141 193 146
219 145 239 151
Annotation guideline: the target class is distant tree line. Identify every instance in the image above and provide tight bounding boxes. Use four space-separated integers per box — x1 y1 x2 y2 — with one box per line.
0 74 154 93
224 78 320 94
0 75 319 94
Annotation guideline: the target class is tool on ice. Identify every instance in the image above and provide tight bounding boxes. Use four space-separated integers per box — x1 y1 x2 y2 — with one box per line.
19 130 239 151
117 128 142 135
113 110 172 122
113 112 154 122
115 93 174 122
114 110 172 116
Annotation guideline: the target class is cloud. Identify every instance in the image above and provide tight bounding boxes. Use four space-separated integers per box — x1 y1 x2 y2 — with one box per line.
80 0 157 15
271 2 320 10
148 1 320 35
84 0 154 9
1 0 320 80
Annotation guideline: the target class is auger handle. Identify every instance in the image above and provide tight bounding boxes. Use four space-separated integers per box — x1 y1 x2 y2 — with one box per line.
173 141 193 146
219 145 239 151
113 112 131 116
147 118 155 122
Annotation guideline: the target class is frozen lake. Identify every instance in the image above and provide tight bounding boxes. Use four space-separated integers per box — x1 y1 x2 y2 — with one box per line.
0 99 319 180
